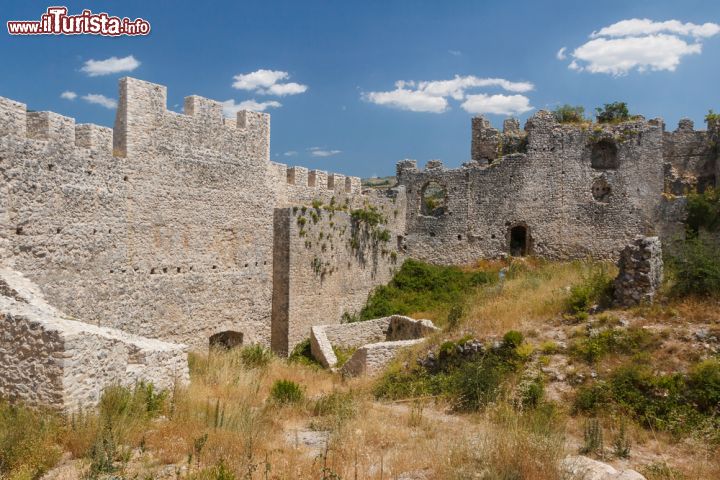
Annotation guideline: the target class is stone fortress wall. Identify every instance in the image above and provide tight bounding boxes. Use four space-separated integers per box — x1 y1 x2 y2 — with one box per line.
1 74 718 408
397 111 719 265
0 76 397 402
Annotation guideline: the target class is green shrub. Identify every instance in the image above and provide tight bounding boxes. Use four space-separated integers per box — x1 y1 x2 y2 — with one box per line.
270 380 304 405
446 305 463 330
686 358 720 414
99 382 167 422
519 376 545 408
570 327 660 364
239 345 272 368
358 259 494 322
595 102 630 123
375 332 528 412
288 339 321 367
666 235 720 297
553 104 586 123
705 109 720 124
686 187 720 233
574 359 720 439
0 401 62 480
503 330 524 348
565 264 614 316
332 346 356 368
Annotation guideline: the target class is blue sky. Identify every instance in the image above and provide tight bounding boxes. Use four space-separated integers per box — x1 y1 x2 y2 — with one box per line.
1 1 719 177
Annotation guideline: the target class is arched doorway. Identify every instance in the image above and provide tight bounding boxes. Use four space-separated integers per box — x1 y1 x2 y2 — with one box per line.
209 331 244 349
509 225 529 257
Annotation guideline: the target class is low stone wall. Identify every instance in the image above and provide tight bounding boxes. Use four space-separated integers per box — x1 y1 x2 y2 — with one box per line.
341 339 425 376
0 269 189 411
310 315 438 370
613 236 663 307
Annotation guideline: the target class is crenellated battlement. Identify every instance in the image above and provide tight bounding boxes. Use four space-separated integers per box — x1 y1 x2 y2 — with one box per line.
271 161 362 196
0 96 115 155
113 77 270 160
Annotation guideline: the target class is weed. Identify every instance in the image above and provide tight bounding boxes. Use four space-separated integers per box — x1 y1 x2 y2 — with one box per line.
612 419 631 459
270 380 304 405
565 263 614 317
580 418 604 456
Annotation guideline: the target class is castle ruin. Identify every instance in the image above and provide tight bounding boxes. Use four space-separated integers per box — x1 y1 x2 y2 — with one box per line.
0 76 717 409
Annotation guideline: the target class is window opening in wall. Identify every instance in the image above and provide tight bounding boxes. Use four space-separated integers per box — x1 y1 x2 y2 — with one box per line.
209 331 243 349
591 139 619 169
420 181 447 216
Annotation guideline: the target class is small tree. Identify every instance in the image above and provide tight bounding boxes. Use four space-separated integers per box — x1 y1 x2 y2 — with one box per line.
595 102 630 124
553 104 586 123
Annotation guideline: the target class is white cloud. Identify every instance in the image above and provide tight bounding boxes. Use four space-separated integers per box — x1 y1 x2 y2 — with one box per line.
284 150 298 156
461 94 534 116
363 74 534 114
81 55 140 76
556 47 567 60
309 147 341 157
82 94 117 109
221 99 281 116
363 88 449 113
448 49 462 56
591 19 720 39
562 18 719 75
232 69 308 96
60 91 77 100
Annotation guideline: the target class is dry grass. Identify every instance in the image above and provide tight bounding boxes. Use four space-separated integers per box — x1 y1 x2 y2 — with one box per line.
464 260 615 337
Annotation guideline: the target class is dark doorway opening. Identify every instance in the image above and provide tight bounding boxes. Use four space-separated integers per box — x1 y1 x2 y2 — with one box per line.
509 225 529 256
209 331 244 349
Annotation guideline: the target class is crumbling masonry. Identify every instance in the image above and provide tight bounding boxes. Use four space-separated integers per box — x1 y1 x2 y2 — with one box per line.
0 76 717 408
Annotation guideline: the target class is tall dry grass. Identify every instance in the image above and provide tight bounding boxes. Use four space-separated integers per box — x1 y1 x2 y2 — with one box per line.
464 260 616 337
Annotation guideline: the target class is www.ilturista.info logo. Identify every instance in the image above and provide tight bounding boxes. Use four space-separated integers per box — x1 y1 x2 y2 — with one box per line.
7 7 151 36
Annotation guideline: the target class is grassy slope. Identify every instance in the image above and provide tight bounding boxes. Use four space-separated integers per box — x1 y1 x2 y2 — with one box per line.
2 258 720 480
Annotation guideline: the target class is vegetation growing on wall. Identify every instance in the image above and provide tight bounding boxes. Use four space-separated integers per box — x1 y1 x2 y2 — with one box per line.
595 102 631 124
553 104 587 124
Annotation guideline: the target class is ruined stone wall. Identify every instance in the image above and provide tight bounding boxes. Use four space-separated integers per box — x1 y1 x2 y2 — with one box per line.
613 236 663 307
398 112 666 264
271 190 406 355
663 118 717 194
0 78 274 349
0 268 188 411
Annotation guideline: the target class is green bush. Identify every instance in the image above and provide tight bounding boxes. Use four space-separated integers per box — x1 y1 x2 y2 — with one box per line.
375 332 530 412
595 102 630 123
574 359 720 439
503 330 524 348
565 264 614 316
288 339 321 367
686 358 720 414
0 401 62 480
686 187 720 233
666 235 720 297
239 344 272 368
553 104 586 123
358 259 494 322
270 380 304 405
705 109 720 124
99 382 167 422
570 327 660 364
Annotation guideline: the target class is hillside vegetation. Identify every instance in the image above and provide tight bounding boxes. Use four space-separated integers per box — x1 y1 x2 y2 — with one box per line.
2 239 720 479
